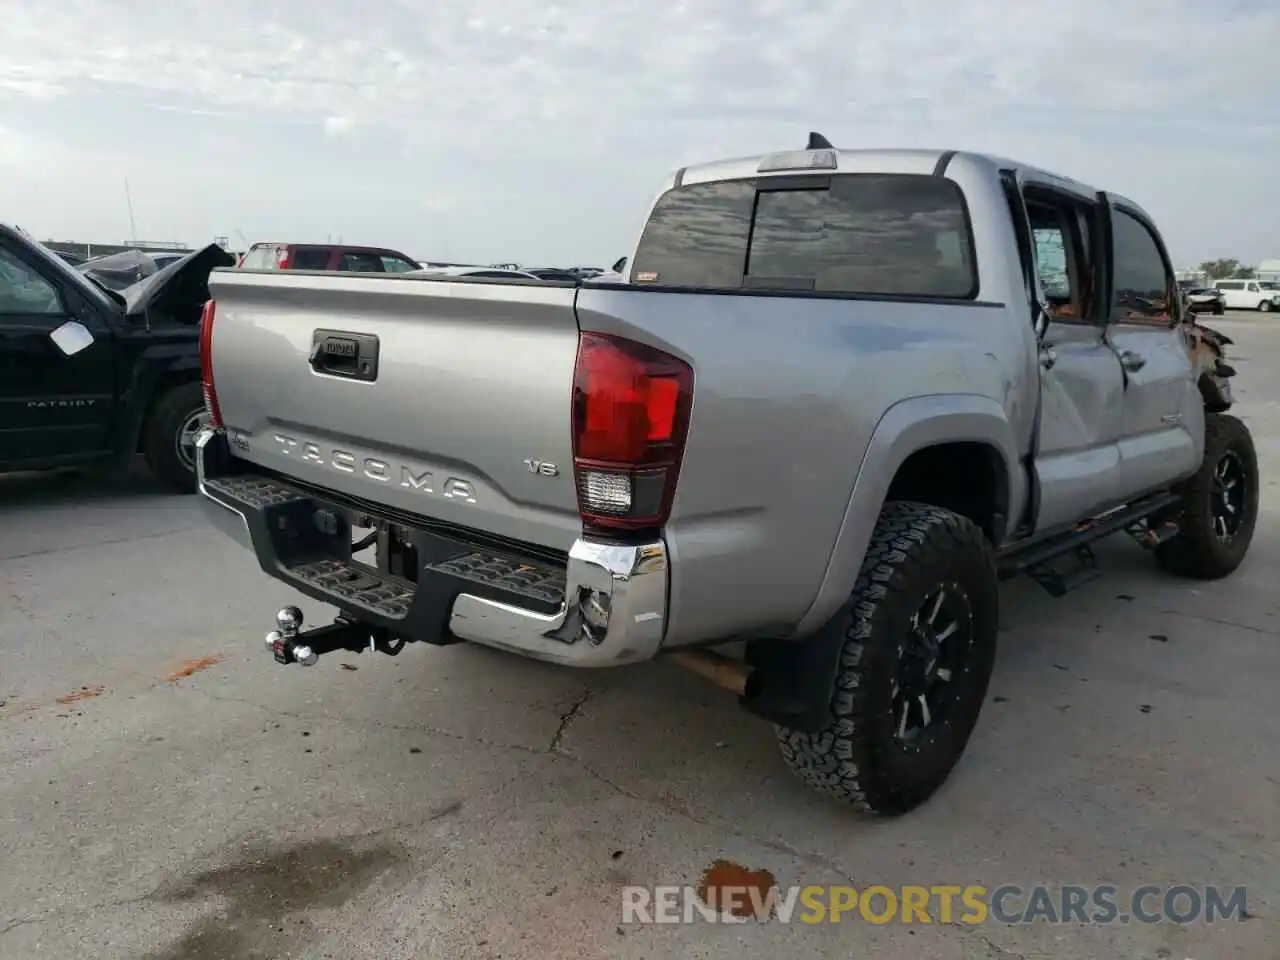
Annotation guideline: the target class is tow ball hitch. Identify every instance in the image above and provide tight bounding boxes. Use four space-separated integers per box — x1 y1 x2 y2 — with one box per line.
265 606 407 666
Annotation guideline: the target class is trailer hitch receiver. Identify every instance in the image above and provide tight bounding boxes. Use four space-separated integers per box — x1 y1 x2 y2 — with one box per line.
264 605 405 665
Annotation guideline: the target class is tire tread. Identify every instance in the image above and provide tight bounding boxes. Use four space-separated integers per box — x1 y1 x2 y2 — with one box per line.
775 501 998 816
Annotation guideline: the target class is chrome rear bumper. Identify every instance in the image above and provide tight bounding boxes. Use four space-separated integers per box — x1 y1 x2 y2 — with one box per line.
195 428 669 667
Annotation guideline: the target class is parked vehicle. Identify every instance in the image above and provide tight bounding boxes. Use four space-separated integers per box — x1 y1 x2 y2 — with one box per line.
77 250 160 291
1213 278 1280 312
237 242 420 274
192 143 1252 816
524 268 584 283
406 266 543 281
1184 287 1226 315
0 225 235 491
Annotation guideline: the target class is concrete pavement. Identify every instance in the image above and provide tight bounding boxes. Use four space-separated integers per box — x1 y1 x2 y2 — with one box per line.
2 314 1277 959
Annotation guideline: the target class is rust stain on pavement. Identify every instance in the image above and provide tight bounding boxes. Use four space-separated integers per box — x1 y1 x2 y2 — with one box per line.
166 655 225 683
55 685 106 704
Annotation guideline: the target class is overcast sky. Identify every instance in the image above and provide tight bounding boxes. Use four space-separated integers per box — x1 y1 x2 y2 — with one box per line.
1 0 1277 268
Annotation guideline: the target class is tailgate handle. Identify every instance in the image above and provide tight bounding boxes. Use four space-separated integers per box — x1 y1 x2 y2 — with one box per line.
309 329 379 381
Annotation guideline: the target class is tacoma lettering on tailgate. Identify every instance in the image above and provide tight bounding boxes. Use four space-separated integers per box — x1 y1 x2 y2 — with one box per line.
272 434 477 503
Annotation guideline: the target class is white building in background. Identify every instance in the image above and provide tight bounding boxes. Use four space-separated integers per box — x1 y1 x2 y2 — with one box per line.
1257 259 1280 282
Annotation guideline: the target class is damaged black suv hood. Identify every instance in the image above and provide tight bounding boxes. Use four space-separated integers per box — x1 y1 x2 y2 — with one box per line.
122 243 236 321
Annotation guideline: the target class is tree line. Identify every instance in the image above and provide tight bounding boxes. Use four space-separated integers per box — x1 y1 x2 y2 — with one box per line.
1199 259 1257 280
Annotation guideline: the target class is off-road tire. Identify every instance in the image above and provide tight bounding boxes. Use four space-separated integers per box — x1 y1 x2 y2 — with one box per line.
142 382 206 494
1260 300 1273 313
775 501 999 816
1154 413 1258 579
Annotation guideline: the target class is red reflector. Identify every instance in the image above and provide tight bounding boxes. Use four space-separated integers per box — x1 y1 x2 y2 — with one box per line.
199 299 224 428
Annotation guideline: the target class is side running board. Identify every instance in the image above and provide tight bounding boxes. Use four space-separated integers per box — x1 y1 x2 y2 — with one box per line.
997 491 1182 597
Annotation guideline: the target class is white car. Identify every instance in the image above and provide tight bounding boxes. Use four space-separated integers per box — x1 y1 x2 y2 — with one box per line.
1213 279 1280 312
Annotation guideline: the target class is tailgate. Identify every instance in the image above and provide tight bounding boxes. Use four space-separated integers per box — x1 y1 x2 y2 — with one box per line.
206 270 583 551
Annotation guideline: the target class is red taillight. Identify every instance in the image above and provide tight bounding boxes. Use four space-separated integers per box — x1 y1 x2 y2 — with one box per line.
571 332 693 531
199 299 224 428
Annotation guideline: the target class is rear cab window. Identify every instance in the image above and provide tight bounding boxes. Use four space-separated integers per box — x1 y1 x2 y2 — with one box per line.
630 173 978 299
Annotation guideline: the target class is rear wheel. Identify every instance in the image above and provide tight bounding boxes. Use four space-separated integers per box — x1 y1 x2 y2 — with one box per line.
1154 413 1258 579
774 501 999 816
142 382 207 494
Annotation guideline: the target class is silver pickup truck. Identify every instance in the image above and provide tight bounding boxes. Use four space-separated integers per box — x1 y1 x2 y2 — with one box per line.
194 140 1255 816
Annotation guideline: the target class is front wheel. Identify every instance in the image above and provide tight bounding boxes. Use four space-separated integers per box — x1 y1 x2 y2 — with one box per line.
1260 300 1273 313
142 382 207 494
774 502 999 816
1154 413 1259 579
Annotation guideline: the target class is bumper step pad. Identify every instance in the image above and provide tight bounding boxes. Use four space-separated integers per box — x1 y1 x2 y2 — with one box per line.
204 472 565 615
203 475 302 509
424 552 566 607
288 559 415 619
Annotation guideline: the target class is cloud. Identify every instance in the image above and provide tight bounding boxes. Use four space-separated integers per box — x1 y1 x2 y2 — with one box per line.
323 115 354 137
0 0 1277 264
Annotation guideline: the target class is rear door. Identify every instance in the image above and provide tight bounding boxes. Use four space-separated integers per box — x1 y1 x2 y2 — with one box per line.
0 241 116 464
1009 171 1127 531
1103 199 1202 498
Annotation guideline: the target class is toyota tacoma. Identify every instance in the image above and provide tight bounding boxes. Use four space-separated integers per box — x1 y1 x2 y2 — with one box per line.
192 137 1254 815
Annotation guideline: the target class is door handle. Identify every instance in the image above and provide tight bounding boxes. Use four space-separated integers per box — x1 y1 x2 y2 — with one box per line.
1039 347 1057 370
1119 350 1146 372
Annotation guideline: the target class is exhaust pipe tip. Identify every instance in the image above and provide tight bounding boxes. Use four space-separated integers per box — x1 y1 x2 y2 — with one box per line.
667 648 761 699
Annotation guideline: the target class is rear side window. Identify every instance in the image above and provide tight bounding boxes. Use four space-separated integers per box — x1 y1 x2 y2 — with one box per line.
291 247 332 270
630 174 977 299
339 252 385 272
